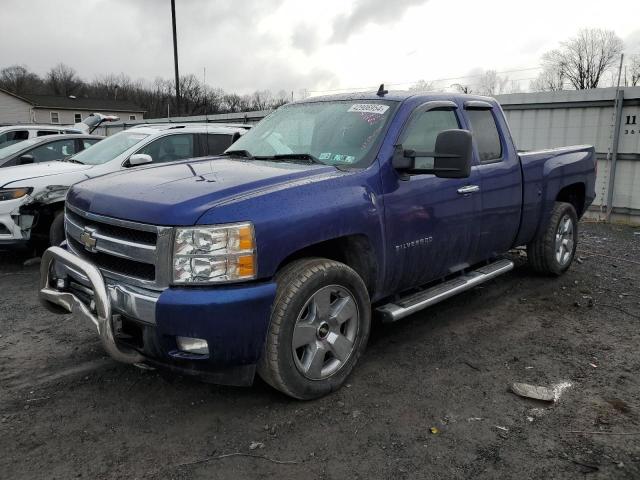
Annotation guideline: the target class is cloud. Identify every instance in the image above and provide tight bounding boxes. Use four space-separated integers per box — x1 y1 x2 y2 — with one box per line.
331 0 429 43
0 0 337 94
291 24 321 54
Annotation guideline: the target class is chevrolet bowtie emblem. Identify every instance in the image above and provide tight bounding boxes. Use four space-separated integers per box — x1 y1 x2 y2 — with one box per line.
79 228 98 251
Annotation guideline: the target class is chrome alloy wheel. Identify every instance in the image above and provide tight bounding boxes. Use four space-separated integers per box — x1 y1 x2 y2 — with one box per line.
291 285 359 380
555 214 575 266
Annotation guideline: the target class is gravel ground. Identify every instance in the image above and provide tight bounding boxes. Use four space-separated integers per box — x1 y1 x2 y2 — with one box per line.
1 221 639 479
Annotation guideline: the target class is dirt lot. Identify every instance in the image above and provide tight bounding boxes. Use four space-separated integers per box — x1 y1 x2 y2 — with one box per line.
1 221 639 479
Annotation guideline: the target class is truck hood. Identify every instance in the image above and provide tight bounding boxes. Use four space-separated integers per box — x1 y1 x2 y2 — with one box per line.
67 158 342 225
0 161 93 188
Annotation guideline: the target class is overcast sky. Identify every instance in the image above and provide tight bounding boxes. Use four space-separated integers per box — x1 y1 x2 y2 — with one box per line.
2 0 639 95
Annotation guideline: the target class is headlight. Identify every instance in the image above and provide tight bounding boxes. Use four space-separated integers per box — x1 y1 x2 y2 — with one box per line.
172 222 256 284
0 187 33 201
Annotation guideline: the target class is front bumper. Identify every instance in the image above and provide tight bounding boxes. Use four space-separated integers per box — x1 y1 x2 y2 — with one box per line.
39 246 277 386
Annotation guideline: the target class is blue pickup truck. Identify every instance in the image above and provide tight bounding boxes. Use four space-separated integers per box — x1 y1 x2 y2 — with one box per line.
39 90 596 399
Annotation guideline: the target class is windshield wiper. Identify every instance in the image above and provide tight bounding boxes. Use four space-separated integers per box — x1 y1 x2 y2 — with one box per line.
259 153 324 165
221 149 254 159
61 156 84 164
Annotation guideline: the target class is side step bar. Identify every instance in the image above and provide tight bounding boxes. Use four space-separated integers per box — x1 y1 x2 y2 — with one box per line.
376 259 514 323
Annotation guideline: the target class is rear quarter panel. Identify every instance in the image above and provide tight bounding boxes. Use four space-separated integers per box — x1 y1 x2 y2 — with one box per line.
515 145 595 246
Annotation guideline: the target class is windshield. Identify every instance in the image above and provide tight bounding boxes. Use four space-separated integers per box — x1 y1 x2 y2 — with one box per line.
227 100 397 167
0 137 40 160
70 131 149 165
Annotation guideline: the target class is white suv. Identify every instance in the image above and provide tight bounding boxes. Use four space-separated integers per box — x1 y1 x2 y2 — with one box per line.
0 113 119 148
0 123 250 250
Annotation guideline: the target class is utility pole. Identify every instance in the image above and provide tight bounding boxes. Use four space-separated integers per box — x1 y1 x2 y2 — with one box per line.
606 53 625 222
171 0 181 116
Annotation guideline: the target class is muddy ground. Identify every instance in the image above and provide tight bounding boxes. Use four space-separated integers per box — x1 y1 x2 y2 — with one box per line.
1 221 639 479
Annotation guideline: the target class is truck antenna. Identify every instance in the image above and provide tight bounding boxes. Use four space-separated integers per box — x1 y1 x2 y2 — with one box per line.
376 83 388 97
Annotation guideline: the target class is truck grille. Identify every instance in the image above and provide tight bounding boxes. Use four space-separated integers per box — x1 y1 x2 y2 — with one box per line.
64 204 173 290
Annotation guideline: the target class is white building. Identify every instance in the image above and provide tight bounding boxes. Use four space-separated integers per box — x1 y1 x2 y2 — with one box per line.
0 88 145 126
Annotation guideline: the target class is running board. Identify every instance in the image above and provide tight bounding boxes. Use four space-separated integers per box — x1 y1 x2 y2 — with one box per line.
376 259 514 323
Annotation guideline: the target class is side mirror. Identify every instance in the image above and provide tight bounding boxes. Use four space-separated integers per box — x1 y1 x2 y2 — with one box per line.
392 129 473 179
18 154 35 165
126 153 153 167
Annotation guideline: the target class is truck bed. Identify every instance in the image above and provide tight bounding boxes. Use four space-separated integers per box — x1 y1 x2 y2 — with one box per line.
515 145 596 246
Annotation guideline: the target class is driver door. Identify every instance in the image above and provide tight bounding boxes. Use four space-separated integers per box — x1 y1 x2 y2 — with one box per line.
382 102 481 293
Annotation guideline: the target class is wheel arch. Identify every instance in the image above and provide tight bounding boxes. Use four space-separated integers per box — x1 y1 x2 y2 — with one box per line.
556 182 586 218
274 234 378 298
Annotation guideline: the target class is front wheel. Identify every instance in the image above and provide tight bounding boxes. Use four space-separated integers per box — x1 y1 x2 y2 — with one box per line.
258 258 371 400
527 201 578 276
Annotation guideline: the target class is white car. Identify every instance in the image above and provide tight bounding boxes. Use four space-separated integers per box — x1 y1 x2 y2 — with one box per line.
0 113 119 148
0 123 249 250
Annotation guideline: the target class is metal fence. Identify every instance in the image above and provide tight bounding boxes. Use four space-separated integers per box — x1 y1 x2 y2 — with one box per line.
496 86 640 225
96 87 640 225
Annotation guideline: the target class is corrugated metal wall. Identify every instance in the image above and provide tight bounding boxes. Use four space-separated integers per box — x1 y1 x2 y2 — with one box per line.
497 86 640 224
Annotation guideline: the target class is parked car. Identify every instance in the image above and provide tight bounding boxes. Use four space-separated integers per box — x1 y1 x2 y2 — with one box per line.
0 134 102 168
0 123 248 249
0 113 119 148
39 91 596 399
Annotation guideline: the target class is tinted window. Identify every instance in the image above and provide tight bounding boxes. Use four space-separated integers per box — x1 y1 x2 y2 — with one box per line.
207 134 233 155
28 139 76 162
0 130 29 147
37 130 59 137
138 134 194 163
466 109 502 162
401 109 459 169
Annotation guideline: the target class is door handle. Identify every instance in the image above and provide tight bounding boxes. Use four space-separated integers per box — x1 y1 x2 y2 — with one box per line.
457 185 480 195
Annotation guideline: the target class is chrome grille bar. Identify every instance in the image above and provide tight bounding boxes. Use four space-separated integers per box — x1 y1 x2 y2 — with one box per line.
64 204 173 290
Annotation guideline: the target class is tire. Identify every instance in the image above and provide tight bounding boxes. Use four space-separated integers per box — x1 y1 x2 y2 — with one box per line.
258 258 371 400
49 210 65 247
527 201 578 276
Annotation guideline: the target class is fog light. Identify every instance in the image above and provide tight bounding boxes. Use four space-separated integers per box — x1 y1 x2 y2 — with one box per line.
56 278 67 290
176 336 209 355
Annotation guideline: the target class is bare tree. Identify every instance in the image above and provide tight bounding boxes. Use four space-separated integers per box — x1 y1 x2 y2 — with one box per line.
628 54 640 87
452 83 473 94
46 63 83 96
542 28 623 90
530 67 566 91
476 70 510 95
0 65 45 94
408 79 437 92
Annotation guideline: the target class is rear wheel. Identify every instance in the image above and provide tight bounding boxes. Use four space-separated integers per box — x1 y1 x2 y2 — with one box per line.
527 201 578 276
258 258 371 400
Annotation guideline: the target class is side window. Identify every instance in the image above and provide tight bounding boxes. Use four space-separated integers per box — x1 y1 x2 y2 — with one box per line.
466 109 502 162
29 139 76 162
0 130 29 147
138 134 194 163
401 109 459 169
207 134 233 155
37 130 58 137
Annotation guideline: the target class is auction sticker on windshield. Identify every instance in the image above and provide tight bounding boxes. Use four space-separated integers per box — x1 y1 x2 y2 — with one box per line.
347 104 390 115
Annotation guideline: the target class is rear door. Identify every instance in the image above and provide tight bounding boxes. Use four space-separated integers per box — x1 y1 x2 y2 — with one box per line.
463 102 522 258
382 101 482 292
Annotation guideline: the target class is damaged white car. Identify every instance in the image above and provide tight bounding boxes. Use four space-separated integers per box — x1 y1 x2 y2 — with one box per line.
0 123 249 251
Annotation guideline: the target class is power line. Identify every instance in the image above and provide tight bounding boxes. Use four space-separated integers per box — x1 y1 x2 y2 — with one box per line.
308 66 544 93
